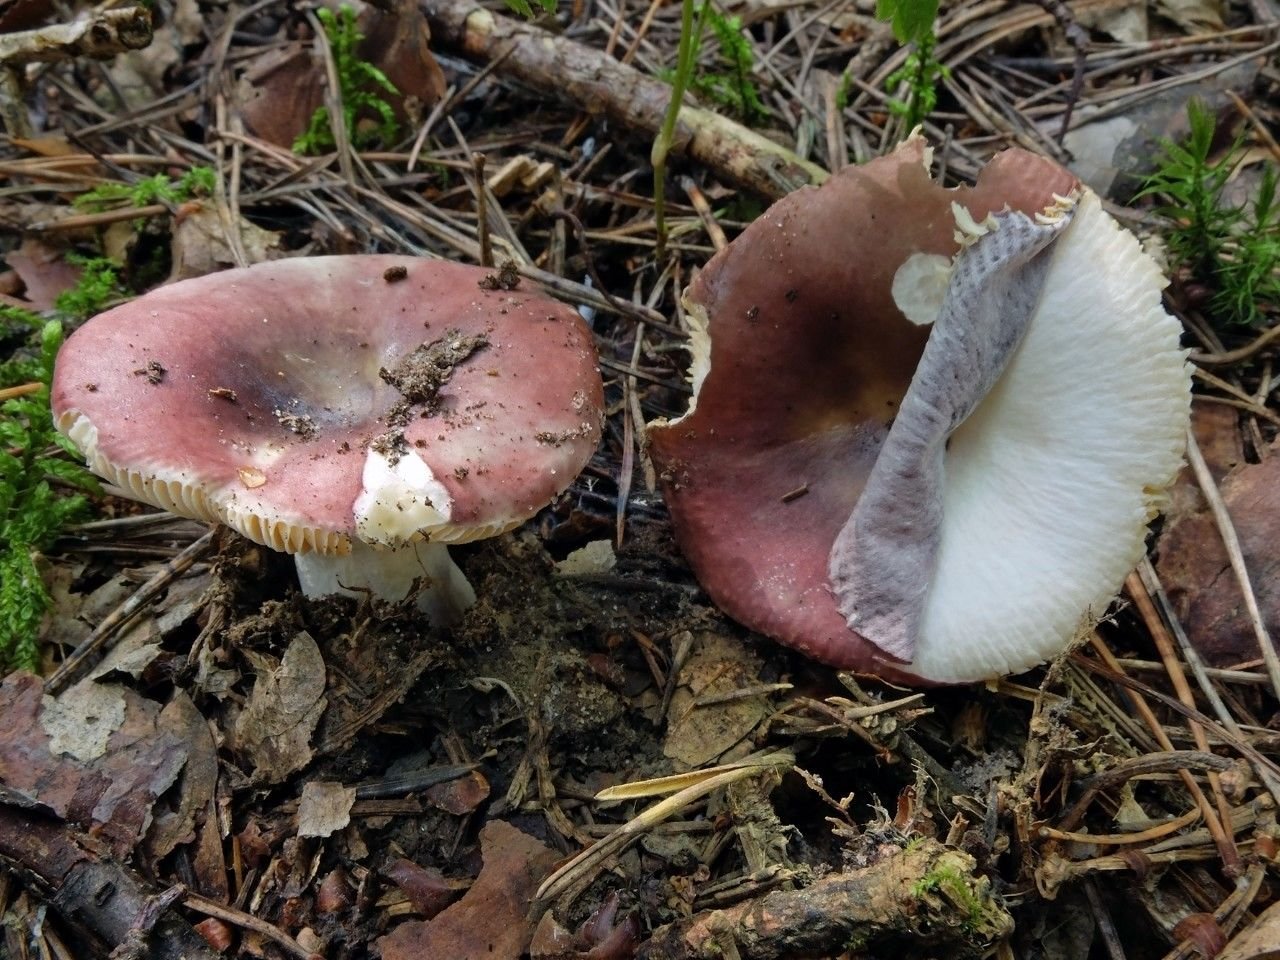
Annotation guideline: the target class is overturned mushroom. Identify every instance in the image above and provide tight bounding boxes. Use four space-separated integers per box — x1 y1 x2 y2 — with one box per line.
52 256 604 624
648 137 1191 684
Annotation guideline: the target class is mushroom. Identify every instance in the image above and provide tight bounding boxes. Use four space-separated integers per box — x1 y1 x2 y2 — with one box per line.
648 137 1191 684
52 256 605 624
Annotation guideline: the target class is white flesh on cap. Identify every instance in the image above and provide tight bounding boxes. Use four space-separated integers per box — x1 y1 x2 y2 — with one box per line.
294 446 477 623
832 190 1191 683
890 252 953 326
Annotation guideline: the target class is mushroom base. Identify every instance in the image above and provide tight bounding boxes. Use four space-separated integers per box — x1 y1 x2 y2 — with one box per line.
294 540 477 626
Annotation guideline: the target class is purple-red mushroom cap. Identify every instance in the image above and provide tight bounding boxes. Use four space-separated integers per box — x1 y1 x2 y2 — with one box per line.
648 136 1191 685
52 255 605 621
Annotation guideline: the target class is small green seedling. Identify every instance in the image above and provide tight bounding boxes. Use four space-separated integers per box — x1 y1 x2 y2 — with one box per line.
836 0 947 134
1138 100 1279 327
877 0 947 135
74 165 216 212
294 5 400 154
883 30 948 132
676 4 766 125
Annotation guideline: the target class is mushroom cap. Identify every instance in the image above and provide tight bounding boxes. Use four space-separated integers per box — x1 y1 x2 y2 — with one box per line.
53 256 604 554
649 138 1187 684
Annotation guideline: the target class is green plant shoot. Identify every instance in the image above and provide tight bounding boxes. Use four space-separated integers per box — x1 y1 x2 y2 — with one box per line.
1138 100 1279 326
884 31 948 132
294 5 400 154
652 0 708 259
74 165 216 212
679 5 766 125
501 0 557 17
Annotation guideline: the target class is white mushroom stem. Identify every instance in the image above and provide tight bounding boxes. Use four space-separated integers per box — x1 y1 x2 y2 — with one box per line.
293 445 478 624
294 540 477 625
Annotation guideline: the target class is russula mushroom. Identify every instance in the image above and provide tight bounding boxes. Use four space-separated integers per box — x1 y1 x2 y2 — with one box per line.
648 136 1191 684
52 256 604 624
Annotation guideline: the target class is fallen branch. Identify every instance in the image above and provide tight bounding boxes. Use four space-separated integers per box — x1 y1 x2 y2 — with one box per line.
637 840 1011 959
0 7 153 65
0 806 220 960
0 7 154 138
421 0 828 200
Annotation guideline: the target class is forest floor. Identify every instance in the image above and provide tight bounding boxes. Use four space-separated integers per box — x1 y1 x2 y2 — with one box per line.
0 0 1279 958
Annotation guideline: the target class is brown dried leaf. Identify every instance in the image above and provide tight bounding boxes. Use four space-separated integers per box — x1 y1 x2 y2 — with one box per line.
0 673 187 858
425 770 491 815
1156 439 1280 664
235 43 317 147
297 780 356 838
663 632 768 768
143 692 219 866
4 238 82 310
169 203 282 283
233 631 327 783
1164 401 1243 520
378 821 559 960
385 858 456 919
1218 899 1280 960
236 1 443 148
1173 913 1227 959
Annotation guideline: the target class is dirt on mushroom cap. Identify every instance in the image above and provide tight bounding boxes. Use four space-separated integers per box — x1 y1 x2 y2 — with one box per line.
52 256 605 554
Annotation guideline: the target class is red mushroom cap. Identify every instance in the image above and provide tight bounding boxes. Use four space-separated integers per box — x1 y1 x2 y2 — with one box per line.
52 256 604 555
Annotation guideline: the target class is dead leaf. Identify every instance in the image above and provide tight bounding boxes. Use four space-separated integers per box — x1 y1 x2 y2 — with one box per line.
378 820 559 960
236 1 444 148
297 780 357 838
360 0 447 121
0 673 188 857
236 43 318 148
663 632 769 768
1156 439 1280 665
233 631 327 783
3 238 82 310
385 858 457 918
1165 401 1243 520
168 203 283 282
0 0 55 33
554 540 617 577
1153 0 1224 33
1218 899 1280 960
144 693 219 867
1077 2 1146 43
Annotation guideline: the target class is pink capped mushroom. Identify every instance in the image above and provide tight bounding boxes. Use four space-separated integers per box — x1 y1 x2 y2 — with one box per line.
649 136 1191 684
52 256 605 624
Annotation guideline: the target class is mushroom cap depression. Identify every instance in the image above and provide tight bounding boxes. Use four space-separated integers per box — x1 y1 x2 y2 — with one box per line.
52 256 604 556
647 137 1191 685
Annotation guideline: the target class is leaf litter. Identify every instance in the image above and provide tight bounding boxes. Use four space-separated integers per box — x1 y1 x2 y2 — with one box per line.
0 0 1278 958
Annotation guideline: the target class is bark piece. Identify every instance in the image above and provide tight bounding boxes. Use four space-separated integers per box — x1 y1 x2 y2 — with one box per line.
0 673 187 858
637 841 1011 959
